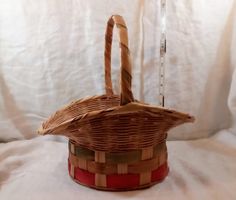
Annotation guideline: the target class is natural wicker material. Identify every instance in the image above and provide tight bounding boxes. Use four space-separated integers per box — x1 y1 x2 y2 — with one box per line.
38 15 194 191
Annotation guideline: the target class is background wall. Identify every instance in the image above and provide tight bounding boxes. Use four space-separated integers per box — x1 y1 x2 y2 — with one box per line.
0 0 235 142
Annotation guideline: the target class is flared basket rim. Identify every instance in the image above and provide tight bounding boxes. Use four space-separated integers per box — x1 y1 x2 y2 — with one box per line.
38 94 195 136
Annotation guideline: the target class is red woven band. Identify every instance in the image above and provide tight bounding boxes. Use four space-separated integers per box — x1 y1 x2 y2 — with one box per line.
68 159 169 190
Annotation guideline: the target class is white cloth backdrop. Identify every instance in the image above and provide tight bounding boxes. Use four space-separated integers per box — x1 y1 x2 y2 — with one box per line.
0 0 235 141
1 1 236 200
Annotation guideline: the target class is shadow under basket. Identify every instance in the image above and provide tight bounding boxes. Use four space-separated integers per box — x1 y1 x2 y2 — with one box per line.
38 15 194 191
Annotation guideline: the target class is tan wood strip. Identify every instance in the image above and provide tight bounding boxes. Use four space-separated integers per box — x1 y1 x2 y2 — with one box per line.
119 29 128 47
140 172 151 185
95 151 106 163
159 149 167 166
88 160 116 174
141 147 154 160
113 16 126 27
70 163 75 178
95 174 107 187
70 142 75 154
78 158 87 170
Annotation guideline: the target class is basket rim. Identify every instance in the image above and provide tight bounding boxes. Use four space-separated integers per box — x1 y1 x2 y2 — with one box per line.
38 94 195 135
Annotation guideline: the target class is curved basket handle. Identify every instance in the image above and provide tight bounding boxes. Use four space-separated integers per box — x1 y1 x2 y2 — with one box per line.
104 15 134 105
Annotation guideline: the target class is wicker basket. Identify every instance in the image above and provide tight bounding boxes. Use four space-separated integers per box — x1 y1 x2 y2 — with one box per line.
38 15 195 191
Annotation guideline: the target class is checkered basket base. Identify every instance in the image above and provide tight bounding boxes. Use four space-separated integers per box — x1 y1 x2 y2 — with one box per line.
68 140 169 191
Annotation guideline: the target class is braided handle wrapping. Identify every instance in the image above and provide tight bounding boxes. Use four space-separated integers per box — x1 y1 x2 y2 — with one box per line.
104 15 134 105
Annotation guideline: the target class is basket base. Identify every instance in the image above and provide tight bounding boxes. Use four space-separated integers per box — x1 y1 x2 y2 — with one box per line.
68 160 169 191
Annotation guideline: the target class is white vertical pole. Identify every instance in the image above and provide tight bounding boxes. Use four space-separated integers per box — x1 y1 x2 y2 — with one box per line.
159 0 166 107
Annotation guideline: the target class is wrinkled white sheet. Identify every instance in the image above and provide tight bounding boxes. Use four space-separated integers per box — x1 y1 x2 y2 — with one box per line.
0 0 236 141
0 130 236 200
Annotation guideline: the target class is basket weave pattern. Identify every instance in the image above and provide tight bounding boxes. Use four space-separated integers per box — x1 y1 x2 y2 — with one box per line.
68 140 169 190
39 15 194 191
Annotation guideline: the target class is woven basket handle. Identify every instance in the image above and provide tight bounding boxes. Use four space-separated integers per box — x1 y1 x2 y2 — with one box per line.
104 15 134 105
